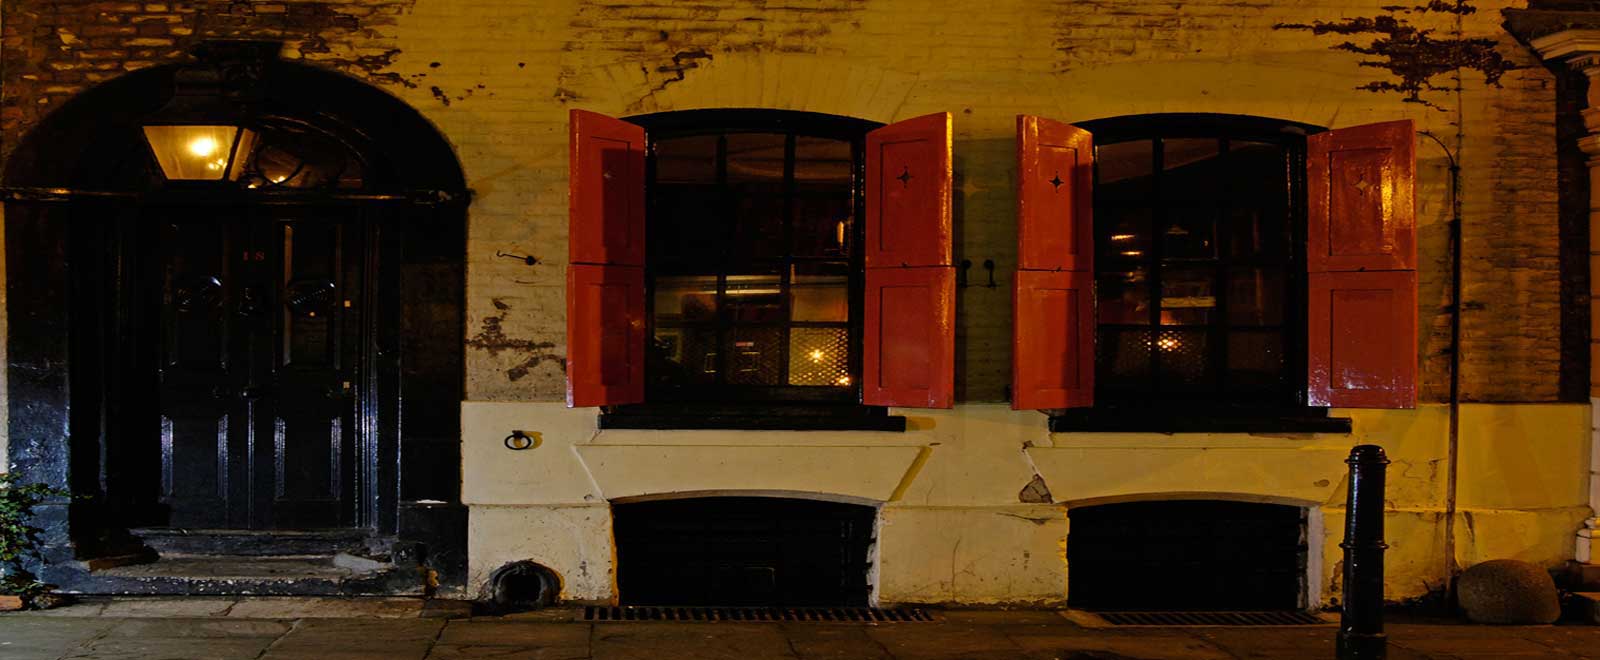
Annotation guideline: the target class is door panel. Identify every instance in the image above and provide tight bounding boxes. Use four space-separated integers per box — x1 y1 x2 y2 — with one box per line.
262 214 361 528
151 207 364 530
156 214 250 528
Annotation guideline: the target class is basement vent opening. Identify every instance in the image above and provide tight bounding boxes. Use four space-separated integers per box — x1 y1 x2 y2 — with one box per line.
1093 611 1329 626
585 605 935 623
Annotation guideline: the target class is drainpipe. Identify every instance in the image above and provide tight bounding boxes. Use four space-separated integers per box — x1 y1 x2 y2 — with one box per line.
1417 126 1463 605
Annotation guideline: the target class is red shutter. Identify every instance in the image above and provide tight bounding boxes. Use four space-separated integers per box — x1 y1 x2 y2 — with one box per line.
567 109 647 407
569 109 646 267
1016 116 1093 272
1013 270 1094 409
1307 120 1417 408
864 267 955 408
1012 115 1094 410
863 113 955 408
865 113 952 268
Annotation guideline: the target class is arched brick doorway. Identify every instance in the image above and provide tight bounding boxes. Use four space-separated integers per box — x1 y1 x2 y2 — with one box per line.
2 42 468 593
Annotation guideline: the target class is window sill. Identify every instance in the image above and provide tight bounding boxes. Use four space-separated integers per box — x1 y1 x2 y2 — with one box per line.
600 403 907 432
1048 407 1352 434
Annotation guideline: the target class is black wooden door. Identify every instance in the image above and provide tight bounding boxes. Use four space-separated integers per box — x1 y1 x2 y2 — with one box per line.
153 206 364 529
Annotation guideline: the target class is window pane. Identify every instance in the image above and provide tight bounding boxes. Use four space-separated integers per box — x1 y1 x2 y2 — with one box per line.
1097 328 1153 391
794 136 851 185
655 135 718 183
1095 140 1154 200
1227 267 1285 326
792 262 849 322
793 192 852 257
733 191 784 257
1161 138 1222 200
1096 268 1149 325
651 326 718 385
653 275 718 322
651 185 724 260
788 327 850 386
1226 206 1287 260
1227 140 1286 200
726 133 787 182
1161 207 1217 260
725 272 783 323
1155 328 1214 391
1098 206 1152 262
1227 330 1286 392
1160 267 1216 325
726 327 783 385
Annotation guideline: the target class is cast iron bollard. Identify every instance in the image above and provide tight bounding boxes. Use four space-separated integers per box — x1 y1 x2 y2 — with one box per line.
1338 444 1389 660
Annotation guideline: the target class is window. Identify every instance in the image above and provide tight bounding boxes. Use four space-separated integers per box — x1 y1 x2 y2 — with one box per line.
1012 114 1417 428
567 109 955 426
1089 118 1306 408
638 112 874 403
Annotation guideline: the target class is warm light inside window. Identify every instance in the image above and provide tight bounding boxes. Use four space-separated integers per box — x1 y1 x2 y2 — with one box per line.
143 125 257 181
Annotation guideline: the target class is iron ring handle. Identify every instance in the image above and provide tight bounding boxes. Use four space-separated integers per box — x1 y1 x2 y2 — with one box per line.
504 431 537 451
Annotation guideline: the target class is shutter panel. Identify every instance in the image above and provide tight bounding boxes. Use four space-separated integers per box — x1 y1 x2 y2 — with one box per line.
566 264 646 407
863 113 955 408
1012 115 1095 410
567 109 647 407
1306 120 1417 409
1013 270 1094 409
865 113 953 268
1016 116 1093 272
864 267 955 408
569 109 646 267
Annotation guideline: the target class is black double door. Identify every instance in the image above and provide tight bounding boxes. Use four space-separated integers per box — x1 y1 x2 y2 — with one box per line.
143 206 367 530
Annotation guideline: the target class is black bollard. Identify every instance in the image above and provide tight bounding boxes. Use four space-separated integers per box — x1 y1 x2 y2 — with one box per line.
1338 444 1389 660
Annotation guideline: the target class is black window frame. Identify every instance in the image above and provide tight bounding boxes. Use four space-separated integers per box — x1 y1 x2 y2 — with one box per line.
602 109 904 431
1053 114 1350 433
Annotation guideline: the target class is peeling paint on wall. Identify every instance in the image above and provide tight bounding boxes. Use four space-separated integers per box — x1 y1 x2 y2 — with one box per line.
1274 1 1519 111
466 299 565 382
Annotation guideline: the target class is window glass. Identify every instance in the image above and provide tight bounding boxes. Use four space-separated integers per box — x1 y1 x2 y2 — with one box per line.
1090 122 1300 406
643 117 867 400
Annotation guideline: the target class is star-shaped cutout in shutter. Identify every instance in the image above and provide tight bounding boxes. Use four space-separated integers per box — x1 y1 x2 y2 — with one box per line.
1049 172 1064 190
1352 174 1371 195
896 166 913 187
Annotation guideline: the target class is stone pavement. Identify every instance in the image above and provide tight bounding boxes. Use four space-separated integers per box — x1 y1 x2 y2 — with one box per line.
3 598 1600 659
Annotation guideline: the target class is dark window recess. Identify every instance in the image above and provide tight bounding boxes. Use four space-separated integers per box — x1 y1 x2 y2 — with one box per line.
613 497 876 607
600 402 905 432
641 112 873 404
1087 117 1308 408
1067 500 1306 611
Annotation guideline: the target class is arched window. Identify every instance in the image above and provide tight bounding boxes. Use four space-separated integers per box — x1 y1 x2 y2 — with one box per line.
1085 115 1311 407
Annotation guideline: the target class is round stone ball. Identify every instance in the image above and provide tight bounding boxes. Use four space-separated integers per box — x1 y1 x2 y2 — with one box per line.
1457 559 1561 624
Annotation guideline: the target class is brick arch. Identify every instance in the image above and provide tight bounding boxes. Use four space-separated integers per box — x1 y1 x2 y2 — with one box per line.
1043 60 1425 131
581 52 918 122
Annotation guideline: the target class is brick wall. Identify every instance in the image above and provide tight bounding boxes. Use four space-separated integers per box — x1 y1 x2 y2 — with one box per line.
0 0 1567 403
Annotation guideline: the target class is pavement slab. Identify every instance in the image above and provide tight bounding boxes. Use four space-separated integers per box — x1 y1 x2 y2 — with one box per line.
7 603 1600 659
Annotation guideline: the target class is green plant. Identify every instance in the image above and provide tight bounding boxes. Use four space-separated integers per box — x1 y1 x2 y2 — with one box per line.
0 473 69 600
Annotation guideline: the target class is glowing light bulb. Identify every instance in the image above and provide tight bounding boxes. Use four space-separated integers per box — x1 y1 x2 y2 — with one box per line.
809 349 825 362
835 375 851 386
188 136 220 158
1157 336 1180 351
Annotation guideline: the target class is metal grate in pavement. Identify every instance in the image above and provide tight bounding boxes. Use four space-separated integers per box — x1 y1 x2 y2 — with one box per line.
1094 610 1330 626
584 605 935 623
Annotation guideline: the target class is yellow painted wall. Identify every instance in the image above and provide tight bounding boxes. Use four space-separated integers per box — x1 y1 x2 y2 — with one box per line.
463 402 1591 605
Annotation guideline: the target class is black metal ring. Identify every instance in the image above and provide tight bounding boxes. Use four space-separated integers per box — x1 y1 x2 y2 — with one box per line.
504 431 534 451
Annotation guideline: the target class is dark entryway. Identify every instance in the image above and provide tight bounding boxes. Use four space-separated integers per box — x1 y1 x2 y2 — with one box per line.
613 497 876 606
2 42 470 592
1067 500 1306 610
135 205 367 529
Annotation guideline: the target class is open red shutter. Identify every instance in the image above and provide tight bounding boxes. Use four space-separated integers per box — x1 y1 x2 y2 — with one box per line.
1307 119 1417 408
1013 115 1094 409
566 109 646 407
863 113 954 408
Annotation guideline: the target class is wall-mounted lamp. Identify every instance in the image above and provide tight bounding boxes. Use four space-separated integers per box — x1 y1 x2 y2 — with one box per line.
140 41 278 182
